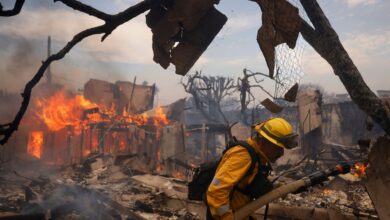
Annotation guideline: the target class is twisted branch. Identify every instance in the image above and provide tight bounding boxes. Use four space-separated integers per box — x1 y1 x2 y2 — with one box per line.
54 0 111 21
181 71 235 124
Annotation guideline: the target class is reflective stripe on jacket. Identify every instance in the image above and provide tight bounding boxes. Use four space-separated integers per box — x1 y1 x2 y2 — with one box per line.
206 138 268 220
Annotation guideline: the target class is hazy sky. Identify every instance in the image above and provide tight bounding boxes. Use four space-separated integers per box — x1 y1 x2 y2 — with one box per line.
0 0 388 105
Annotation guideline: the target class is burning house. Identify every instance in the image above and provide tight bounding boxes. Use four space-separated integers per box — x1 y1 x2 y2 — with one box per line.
0 79 185 171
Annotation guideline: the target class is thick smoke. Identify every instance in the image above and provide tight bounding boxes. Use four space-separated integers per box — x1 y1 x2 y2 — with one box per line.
0 35 39 92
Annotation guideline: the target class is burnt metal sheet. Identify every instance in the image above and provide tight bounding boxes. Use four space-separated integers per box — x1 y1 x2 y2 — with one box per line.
151 16 179 69
146 3 171 29
147 1 226 76
257 0 276 78
171 7 227 75
167 0 215 31
152 39 174 69
255 0 301 78
256 26 278 78
274 0 301 48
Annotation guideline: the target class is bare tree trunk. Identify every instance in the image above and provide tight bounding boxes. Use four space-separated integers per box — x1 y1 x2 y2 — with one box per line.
299 0 390 135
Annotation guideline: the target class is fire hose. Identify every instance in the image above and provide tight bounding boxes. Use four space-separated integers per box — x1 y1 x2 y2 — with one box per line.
233 163 351 220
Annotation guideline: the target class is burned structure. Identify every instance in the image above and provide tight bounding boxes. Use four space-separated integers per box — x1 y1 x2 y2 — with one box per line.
0 79 181 170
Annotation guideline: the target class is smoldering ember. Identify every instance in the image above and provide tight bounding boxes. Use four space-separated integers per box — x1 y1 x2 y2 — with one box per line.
0 1 389 220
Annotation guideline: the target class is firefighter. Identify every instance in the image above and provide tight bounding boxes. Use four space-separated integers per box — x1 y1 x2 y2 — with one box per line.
206 117 298 220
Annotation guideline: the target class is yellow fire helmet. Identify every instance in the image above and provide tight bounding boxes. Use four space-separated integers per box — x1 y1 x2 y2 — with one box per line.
254 117 298 149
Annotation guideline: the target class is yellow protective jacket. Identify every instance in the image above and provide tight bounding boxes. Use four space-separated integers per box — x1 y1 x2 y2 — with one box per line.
206 138 269 220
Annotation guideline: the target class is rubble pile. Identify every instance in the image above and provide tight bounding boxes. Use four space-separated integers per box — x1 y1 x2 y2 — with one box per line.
275 185 376 218
0 180 24 213
0 150 379 220
0 154 201 220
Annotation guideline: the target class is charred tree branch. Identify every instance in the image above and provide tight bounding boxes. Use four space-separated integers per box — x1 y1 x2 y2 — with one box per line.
55 0 111 21
0 0 25 16
237 68 276 124
181 71 235 124
181 74 219 123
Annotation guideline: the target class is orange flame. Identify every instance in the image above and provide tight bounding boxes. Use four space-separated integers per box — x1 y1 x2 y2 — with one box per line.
123 112 149 126
27 131 43 159
354 162 367 177
122 106 169 135
36 90 97 134
35 90 170 134
86 112 102 123
153 106 169 138
153 106 169 127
